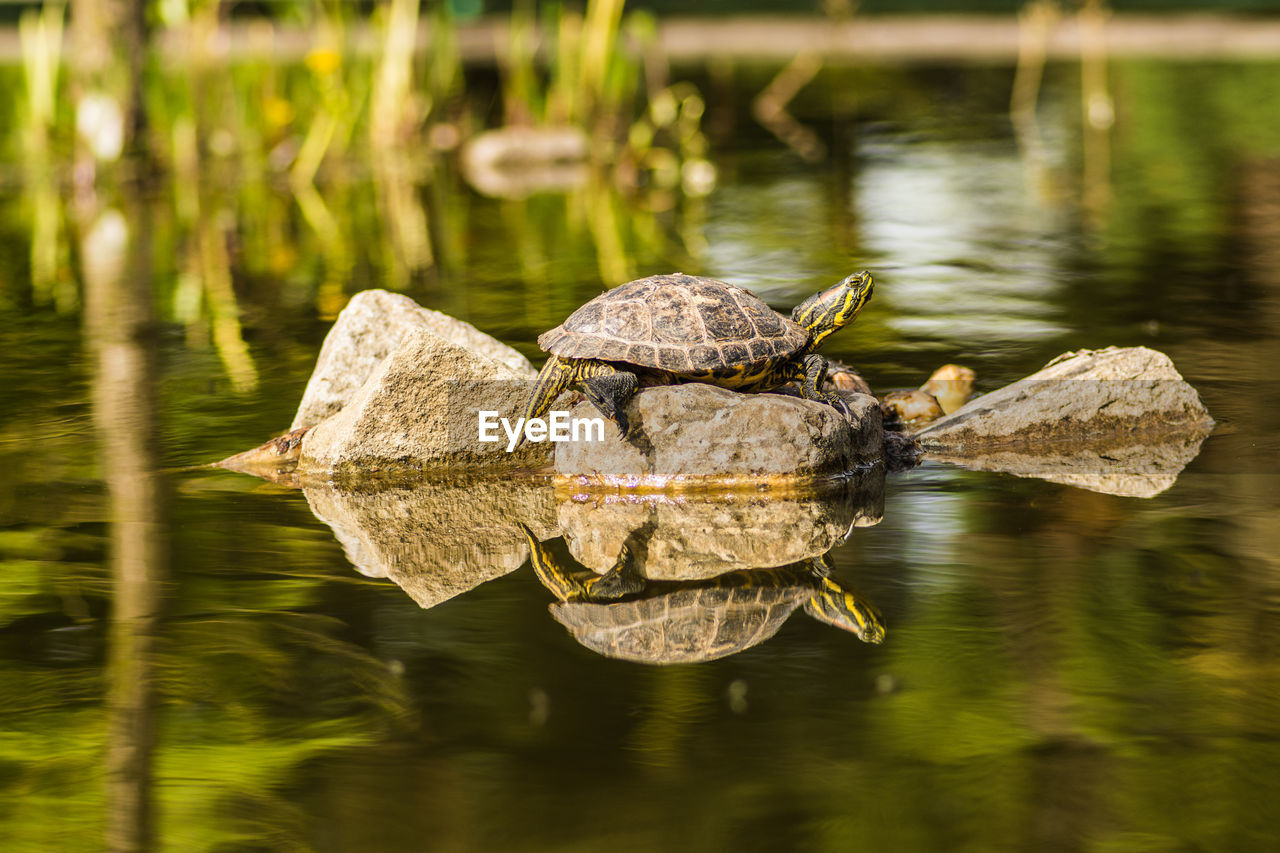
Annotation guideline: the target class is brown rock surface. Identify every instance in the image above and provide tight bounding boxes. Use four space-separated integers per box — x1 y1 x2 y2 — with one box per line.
921 363 976 414
914 346 1214 498
882 389 944 426
298 328 549 476
915 346 1213 449
554 384 883 488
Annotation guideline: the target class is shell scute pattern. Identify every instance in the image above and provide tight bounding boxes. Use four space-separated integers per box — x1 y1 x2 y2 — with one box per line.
550 577 811 664
538 274 807 373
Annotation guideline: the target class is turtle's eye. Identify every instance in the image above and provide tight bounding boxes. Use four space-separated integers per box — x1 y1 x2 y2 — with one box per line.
839 272 873 315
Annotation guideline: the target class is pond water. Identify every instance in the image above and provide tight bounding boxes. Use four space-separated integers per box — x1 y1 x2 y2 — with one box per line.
2 58 1280 851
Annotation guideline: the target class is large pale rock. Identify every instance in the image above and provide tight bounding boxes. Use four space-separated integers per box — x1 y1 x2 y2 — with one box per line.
557 467 884 580
915 346 1213 450
292 289 535 429
303 477 557 609
298 328 549 476
554 384 883 488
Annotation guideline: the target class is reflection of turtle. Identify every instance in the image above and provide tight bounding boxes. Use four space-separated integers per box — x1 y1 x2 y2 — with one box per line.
518 523 883 665
520 271 874 440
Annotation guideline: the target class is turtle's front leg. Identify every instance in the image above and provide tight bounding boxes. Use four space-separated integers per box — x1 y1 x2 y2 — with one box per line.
579 361 640 437
799 354 853 419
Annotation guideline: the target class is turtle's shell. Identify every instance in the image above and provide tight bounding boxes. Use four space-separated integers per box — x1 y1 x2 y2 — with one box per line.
549 569 812 664
538 274 808 374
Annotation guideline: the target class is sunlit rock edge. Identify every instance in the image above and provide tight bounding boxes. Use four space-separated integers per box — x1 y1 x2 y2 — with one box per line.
291 288 536 431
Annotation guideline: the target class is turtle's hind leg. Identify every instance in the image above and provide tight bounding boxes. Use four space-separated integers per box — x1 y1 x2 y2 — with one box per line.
578 361 639 437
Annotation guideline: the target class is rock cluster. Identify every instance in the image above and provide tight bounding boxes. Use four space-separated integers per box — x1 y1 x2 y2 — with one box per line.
219 293 1214 502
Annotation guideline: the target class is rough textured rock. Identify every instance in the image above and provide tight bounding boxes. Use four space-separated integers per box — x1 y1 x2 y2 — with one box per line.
557 467 884 579
924 431 1212 499
915 346 1214 450
292 289 535 430
554 384 883 488
303 477 557 609
298 328 549 475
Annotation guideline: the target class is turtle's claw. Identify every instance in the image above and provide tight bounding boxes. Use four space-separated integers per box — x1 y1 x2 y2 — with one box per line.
613 410 631 438
826 392 853 421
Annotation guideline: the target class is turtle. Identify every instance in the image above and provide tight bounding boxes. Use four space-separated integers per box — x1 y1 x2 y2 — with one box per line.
517 523 884 665
519 271 875 442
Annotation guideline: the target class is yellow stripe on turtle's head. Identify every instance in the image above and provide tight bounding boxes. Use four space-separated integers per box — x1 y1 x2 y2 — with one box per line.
803 576 885 644
791 270 874 347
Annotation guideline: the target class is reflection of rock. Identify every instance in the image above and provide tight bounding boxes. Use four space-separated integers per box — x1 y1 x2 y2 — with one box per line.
303 477 557 609
915 347 1214 498
461 127 590 198
299 328 549 476
916 346 1213 447
557 467 884 579
554 384 883 488
292 289 534 430
924 431 1212 499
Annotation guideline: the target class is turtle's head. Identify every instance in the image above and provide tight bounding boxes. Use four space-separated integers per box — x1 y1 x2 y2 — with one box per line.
791 270 874 347
803 576 885 644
